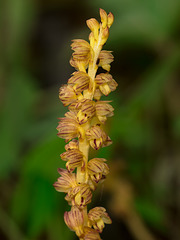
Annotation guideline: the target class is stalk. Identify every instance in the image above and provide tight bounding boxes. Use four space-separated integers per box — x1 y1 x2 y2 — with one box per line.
54 9 117 240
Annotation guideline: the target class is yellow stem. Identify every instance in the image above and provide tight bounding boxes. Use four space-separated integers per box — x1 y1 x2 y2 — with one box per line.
84 26 103 100
76 26 104 234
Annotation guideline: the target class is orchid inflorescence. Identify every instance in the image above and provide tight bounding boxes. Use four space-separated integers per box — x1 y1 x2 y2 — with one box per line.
53 8 117 240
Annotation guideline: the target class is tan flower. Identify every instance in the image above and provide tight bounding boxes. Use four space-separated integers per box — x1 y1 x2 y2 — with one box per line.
86 125 112 150
68 71 91 94
60 149 85 172
59 84 77 106
87 158 109 183
77 101 96 124
95 73 118 96
84 227 102 240
71 39 92 62
66 183 92 208
57 117 80 142
70 57 89 71
98 50 114 72
95 101 114 123
64 206 84 237
69 99 96 124
88 207 112 233
53 168 77 193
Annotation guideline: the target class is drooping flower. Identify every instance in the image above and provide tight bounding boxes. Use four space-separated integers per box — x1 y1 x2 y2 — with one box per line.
84 227 102 240
88 207 112 233
95 101 114 123
87 158 109 183
95 73 118 96
86 125 112 150
64 206 84 237
68 71 91 94
60 149 85 172
53 168 77 193
66 183 92 208
71 39 92 62
59 84 77 106
98 50 114 72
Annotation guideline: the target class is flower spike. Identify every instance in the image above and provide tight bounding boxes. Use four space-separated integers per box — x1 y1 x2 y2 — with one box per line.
54 8 116 239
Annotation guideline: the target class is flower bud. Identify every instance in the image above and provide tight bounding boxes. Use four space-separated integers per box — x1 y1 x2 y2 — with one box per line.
86 18 100 40
107 12 114 28
65 139 79 151
99 8 108 28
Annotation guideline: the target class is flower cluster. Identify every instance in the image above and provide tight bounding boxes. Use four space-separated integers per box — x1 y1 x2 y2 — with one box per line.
54 8 117 240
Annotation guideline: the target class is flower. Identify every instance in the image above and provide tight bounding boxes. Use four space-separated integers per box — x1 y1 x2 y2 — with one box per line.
84 227 102 240
59 84 77 106
60 149 85 172
71 39 92 62
98 50 114 72
64 206 84 237
87 158 109 183
88 207 112 233
65 139 79 151
66 183 92 208
95 101 114 123
53 168 77 193
86 125 112 150
95 73 118 96
68 71 91 94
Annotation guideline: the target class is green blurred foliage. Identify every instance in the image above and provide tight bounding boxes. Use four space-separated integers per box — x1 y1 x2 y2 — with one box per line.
0 0 180 239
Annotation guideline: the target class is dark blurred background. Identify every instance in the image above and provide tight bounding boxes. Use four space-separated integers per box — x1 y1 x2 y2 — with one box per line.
1 0 180 240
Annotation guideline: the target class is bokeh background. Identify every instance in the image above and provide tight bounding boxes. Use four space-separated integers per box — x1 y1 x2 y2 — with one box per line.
1 0 180 240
